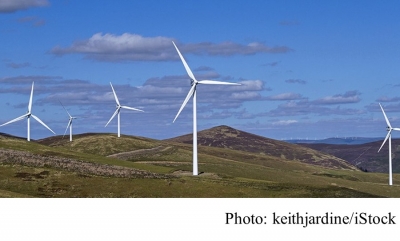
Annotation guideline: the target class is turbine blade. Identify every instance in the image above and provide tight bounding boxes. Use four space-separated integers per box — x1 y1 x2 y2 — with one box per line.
173 85 196 123
172 41 197 82
378 131 391 153
392 128 400 131
59 100 72 118
105 108 119 127
31 114 56 134
198 80 241 85
379 103 392 128
110 82 120 106
0 114 28 127
63 119 72 138
121 106 144 112
28 82 34 113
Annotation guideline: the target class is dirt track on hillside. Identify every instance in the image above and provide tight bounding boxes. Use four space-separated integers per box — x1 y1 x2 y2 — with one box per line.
107 146 172 160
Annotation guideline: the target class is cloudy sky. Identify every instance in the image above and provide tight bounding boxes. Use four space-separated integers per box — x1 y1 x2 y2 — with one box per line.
1 0 400 140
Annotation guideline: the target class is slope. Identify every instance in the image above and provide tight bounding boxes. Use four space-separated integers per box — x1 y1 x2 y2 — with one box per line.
299 139 400 173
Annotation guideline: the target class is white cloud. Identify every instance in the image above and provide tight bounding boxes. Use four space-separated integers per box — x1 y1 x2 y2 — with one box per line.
199 110 232 120
231 91 261 100
0 0 49 13
237 80 265 91
265 92 304 101
184 41 293 56
314 90 361 105
51 33 176 62
272 120 298 126
51 33 293 62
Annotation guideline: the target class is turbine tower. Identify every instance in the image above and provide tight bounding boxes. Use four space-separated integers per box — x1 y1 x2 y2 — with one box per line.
60 101 77 142
105 82 144 137
378 103 400 186
172 41 241 176
0 82 55 141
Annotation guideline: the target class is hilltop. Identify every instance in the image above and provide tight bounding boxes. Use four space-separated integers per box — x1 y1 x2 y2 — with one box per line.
166 125 357 171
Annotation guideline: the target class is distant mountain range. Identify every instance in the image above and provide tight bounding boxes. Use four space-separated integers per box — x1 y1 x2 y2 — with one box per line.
285 137 383 145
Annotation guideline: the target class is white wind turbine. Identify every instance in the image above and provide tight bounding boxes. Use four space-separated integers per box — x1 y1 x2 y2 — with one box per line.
59 101 77 142
105 82 144 137
0 82 55 141
172 41 241 176
378 103 400 186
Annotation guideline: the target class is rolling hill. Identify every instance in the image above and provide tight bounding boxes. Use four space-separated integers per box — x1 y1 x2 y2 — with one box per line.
165 125 357 170
0 127 399 197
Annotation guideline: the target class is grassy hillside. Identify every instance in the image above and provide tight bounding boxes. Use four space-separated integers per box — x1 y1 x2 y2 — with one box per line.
299 139 400 173
1 131 400 197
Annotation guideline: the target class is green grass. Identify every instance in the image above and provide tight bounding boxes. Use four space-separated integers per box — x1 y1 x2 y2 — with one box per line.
1 134 400 197
0 164 384 197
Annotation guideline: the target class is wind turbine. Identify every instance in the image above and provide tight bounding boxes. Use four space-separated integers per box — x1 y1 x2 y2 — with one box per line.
105 82 144 137
378 103 400 186
172 41 241 176
0 82 55 141
59 101 77 142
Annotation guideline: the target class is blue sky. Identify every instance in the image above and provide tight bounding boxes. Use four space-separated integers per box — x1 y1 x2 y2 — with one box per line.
1 0 400 140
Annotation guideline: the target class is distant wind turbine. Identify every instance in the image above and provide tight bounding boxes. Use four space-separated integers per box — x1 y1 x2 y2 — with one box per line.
378 103 400 186
59 101 77 142
172 41 241 176
0 82 55 141
105 82 143 137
